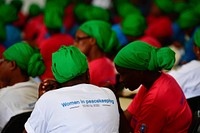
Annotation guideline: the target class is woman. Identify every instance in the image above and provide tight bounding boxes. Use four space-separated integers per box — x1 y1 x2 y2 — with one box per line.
74 20 121 88
114 40 192 132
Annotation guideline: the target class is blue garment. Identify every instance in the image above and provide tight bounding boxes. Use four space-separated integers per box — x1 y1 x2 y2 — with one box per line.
3 25 22 48
179 28 199 64
112 24 128 46
172 23 185 45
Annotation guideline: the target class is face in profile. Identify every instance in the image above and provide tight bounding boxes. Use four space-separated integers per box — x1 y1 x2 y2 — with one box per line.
74 30 92 56
115 65 143 91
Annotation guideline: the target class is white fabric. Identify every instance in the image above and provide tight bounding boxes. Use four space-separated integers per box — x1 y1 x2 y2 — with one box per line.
0 78 39 131
168 60 200 99
91 0 112 9
25 84 119 133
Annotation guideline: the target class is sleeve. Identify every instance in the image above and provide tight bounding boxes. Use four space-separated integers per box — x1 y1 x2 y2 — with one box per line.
24 98 48 133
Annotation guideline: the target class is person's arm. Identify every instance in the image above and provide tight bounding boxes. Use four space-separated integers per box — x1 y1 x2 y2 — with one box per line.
38 79 60 98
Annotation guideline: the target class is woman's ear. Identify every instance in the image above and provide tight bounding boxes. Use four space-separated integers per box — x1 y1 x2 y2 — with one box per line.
89 37 96 46
9 60 17 71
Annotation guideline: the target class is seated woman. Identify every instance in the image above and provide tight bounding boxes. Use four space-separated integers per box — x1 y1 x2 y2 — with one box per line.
74 20 121 88
0 42 45 131
114 41 192 132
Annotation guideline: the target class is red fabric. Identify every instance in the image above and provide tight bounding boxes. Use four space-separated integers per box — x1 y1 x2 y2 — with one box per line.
89 57 116 87
39 34 74 81
13 12 27 28
139 36 162 48
63 4 76 31
127 73 192 133
145 17 173 39
0 44 5 58
23 15 47 46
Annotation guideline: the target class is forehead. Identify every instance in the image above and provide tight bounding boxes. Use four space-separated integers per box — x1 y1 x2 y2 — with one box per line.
75 30 88 37
115 65 140 75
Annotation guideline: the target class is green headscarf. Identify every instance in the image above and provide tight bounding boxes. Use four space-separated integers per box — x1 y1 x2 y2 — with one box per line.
79 20 121 54
194 28 200 47
154 0 174 14
116 2 141 18
114 41 175 71
0 4 18 23
52 46 88 83
3 42 45 77
84 5 110 22
44 1 64 29
74 4 110 22
177 9 200 29
121 13 147 37
29 3 42 17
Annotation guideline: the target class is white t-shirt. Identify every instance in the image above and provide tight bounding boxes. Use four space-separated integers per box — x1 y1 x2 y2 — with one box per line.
0 78 39 131
168 60 200 99
25 84 119 133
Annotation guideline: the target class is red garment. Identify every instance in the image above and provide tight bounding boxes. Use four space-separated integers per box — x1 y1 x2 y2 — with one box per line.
39 34 74 81
139 36 162 48
13 12 27 28
63 4 76 32
0 45 5 58
89 57 116 87
23 15 47 46
128 73 192 133
145 17 173 39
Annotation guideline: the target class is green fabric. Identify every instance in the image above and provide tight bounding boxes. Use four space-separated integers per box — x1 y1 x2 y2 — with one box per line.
0 4 18 23
74 4 110 22
3 42 45 77
29 3 42 17
10 0 22 12
114 41 175 71
84 5 110 22
177 9 200 29
44 1 64 29
154 0 174 14
52 46 88 83
121 14 147 37
174 2 188 13
79 20 121 54
116 2 141 18
194 28 200 47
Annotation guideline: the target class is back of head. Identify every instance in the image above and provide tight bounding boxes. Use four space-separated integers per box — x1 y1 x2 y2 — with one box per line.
44 1 64 30
3 42 45 77
52 46 88 83
28 3 42 17
79 20 121 54
121 13 147 37
114 41 175 71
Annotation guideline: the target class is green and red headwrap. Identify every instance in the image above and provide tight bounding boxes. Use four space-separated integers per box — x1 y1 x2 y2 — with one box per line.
52 46 88 83
79 20 121 54
3 42 45 77
114 41 175 71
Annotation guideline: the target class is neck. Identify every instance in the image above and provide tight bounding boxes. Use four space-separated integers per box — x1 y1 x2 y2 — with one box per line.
88 45 106 61
143 71 162 90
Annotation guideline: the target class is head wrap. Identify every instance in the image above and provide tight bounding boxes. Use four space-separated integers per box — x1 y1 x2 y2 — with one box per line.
74 4 110 22
0 4 18 23
79 20 121 54
114 41 175 71
44 1 64 29
177 10 200 29
194 28 200 47
52 46 88 83
10 0 22 12
121 14 147 37
116 2 141 18
29 3 42 17
154 0 174 14
3 42 45 77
